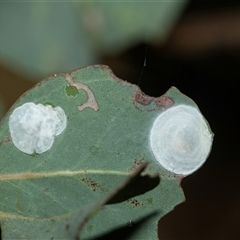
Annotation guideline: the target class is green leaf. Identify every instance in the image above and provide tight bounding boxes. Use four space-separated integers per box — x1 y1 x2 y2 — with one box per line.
0 163 160 240
63 162 160 240
0 1 187 77
0 2 95 78
1 65 210 239
75 1 187 53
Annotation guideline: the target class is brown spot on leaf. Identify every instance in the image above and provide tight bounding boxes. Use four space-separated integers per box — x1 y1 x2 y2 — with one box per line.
127 198 143 207
81 178 103 192
133 89 153 105
133 87 174 111
154 95 174 108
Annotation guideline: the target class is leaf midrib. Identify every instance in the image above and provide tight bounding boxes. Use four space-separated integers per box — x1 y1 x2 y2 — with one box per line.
0 170 129 181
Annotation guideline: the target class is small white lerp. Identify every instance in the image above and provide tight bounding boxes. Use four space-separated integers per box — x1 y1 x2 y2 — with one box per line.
9 102 67 154
150 105 213 176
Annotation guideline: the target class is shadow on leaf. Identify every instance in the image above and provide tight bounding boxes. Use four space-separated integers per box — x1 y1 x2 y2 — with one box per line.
87 211 160 240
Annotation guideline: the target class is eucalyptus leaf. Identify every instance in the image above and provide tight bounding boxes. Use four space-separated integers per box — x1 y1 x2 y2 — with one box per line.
0 65 212 239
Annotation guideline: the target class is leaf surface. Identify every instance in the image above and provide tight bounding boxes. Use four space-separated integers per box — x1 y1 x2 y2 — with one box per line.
0 65 187 239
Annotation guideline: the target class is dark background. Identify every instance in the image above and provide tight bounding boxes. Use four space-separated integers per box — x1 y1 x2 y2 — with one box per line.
0 1 239 239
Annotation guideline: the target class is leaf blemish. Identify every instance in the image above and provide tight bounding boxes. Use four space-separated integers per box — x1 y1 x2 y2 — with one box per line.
128 159 144 172
154 95 174 109
133 89 153 106
65 73 99 111
81 178 103 192
133 88 174 111
127 198 143 207
65 85 79 97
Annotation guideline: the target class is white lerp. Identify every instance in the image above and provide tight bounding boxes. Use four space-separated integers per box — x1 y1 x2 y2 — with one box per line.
150 105 213 176
9 102 67 154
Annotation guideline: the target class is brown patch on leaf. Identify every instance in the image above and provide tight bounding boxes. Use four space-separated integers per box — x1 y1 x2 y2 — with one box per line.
81 177 103 192
133 89 153 106
133 87 174 111
65 73 99 111
154 95 174 108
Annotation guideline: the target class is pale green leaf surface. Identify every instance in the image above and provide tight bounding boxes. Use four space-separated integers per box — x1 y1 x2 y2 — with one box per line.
62 163 160 239
1 163 160 239
0 1 187 78
0 65 186 239
76 1 187 53
0 2 95 78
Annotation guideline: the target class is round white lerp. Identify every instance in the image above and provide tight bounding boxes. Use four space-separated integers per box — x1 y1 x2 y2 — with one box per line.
9 102 67 154
150 105 213 176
